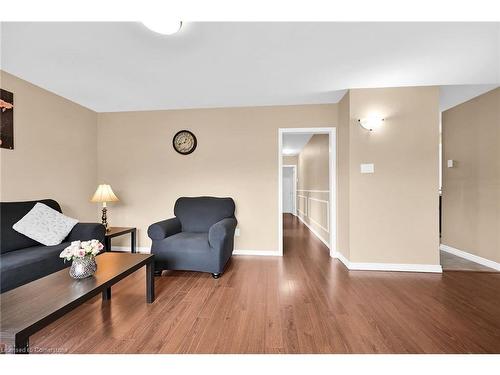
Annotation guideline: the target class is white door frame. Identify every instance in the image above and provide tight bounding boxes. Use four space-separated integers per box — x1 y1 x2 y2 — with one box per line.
278 127 337 257
282 164 297 215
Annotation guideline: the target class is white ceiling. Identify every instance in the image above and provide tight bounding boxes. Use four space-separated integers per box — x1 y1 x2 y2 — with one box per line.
439 84 498 111
1 22 499 112
282 133 313 156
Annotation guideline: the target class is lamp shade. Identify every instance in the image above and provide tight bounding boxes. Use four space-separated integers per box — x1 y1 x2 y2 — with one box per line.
91 184 119 203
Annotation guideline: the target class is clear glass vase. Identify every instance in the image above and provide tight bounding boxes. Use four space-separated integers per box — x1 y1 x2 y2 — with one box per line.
69 256 97 279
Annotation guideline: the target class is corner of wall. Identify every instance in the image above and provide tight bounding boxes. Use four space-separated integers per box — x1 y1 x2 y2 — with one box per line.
336 90 351 260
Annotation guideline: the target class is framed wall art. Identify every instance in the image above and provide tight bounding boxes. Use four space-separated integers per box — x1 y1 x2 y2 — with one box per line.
0 88 14 150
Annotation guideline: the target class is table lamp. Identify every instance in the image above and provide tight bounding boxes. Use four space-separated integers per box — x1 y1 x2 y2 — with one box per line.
91 184 119 232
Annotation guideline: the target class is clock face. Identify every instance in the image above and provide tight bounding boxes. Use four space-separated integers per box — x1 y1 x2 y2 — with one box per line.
173 130 197 155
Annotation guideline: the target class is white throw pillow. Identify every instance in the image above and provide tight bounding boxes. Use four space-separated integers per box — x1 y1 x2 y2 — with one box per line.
12 203 79 246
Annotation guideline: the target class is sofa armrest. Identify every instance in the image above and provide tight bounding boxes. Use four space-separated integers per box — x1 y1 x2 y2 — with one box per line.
148 217 182 240
67 223 106 243
208 218 237 250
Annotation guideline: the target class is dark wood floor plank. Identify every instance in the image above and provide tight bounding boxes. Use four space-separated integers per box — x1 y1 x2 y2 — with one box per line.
27 214 500 353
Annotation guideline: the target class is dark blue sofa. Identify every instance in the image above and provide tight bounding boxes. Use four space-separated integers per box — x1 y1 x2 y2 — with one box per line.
148 197 237 279
0 199 105 293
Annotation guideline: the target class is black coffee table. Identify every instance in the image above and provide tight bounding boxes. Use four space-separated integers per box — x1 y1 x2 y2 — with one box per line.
0 252 154 354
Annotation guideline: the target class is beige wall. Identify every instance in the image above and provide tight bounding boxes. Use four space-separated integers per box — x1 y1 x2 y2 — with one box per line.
0 71 441 266
296 134 330 244
97 104 338 250
0 71 98 220
336 92 350 259
441 88 500 263
347 87 440 264
297 135 329 191
282 155 298 166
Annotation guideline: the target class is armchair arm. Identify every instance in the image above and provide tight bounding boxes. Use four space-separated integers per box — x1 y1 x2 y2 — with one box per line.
67 222 106 243
148 217 182 240
208 218 237 250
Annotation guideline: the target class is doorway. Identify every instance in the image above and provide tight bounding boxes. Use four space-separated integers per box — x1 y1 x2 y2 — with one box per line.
278 127 336 257
282 165 296 215
439 87 500 273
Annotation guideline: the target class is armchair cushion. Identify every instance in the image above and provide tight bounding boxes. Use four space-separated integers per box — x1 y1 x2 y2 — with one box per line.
148 217 182 240
174 197 235 232
161 232 210 253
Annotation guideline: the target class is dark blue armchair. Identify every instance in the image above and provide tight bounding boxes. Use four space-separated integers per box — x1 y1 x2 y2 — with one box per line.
148 197 237 279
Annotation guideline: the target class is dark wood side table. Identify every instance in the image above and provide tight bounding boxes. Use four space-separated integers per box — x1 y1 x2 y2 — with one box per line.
105 227 137 253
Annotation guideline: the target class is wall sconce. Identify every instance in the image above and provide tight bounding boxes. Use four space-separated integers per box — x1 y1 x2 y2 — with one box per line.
358 117 385 131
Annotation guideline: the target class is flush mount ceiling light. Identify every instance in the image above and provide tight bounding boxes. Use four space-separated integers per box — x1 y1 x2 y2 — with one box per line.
142 21 182 35
358 116 385 131
282 149 297 156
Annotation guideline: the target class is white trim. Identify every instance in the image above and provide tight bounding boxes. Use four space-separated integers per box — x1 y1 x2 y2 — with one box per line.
111 246 150 254
297 189 330 193
328 128 336 258
278 127 336 257
308 197 329 203
440 244 500 271
333 252 442 273
347 262 442 273
278 129 284 256
334 251 350 268
233 249 281 256
282 164 297 215
297 194 308 216
307 197 329 233
297 214 330 249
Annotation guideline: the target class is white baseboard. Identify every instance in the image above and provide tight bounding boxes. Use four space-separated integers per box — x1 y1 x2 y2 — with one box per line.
440 244 500 271
296 214 330 249
333 251 350 268
333 251 442 273
111 246 150 254
233 249 281 256
111 245 441 273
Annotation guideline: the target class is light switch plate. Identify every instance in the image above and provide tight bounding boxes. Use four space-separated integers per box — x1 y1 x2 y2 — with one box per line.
447 160 454 168
360 163 375 174
235 228 240 237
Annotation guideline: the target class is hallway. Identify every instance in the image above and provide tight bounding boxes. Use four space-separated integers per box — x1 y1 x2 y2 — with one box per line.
30 214 500 353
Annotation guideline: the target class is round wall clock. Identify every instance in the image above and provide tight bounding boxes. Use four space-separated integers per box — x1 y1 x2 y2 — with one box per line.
173 130 197 155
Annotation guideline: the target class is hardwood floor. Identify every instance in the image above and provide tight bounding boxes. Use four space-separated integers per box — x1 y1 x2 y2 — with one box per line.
440 250 498 272
30 214 500 353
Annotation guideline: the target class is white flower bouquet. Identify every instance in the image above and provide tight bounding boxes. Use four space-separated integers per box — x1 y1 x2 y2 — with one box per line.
59 239 104 262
